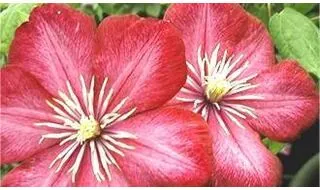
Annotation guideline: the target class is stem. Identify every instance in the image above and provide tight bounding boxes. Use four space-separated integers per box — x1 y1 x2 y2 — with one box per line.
311 15 320 21
267 3 272 18
289 153 319 187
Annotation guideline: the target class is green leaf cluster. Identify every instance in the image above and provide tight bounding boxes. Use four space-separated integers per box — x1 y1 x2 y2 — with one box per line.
0 3 38 67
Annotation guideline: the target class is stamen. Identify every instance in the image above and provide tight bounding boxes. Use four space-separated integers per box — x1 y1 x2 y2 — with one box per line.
186 61 200 80
69 142 86 183
186 76 202 92
224 111 246 129
34 122 76 130
177 44 263 134
214 109 230 135
38 75 137 183
80 75 88 113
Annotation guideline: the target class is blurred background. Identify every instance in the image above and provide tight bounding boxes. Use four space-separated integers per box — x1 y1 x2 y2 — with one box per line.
0 3 319 187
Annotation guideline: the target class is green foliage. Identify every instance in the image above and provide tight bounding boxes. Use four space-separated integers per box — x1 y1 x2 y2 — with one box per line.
262 138 286 154
0 3 38 67
244 4 270 26
0 164 14 179
71 3 169 23
269 8 320 78
284 3 315 14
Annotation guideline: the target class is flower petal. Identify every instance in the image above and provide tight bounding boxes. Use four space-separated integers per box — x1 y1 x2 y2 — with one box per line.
208 109 282 186
241 60 319 141
1 67 58 164
164 3 274 81
8 4 96 96
94 16 186 114
1 144 75 186
81 108 212 186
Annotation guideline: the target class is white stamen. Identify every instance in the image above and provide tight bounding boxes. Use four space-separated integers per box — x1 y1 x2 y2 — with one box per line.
97 142 112 181
224 95 264 100
80 75 88 113
88 76 95 117
69 142 86 183
225 111 246 129
38 75 137 183
186 61 200 80
186 76 202 92
97 78 108 113
34 122 75 130
99 88 114 118
102 135 135 150
176 44 262 135
214 110 230 135
180 87 199 95
221 106 247 119
52 98 79 120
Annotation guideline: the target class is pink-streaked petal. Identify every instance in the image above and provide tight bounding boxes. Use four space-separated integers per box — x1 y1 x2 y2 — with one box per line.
164 3 274 81
1 144 75 186
240 60 319 141
99 108 212 186
8 4 96 97
1 67 59 164
208 109 282 186
94 16 186 114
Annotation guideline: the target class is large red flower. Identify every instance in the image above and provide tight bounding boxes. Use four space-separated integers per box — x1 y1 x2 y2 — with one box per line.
0 4 213 186
164 3 319 186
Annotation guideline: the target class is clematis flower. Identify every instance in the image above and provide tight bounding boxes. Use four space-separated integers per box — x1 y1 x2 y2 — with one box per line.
0 4 213 186
164 3 319 186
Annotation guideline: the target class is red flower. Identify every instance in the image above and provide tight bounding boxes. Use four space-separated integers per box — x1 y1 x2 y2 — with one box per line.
0 4 213 186
164 3 319 186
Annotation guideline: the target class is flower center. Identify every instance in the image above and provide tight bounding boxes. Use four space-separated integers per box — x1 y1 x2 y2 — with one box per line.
36 75 137 183
78 116 101 142
176 44 264 135
205 76 232 103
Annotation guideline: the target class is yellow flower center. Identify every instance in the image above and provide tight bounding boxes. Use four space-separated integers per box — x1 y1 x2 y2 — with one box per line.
205 77 232 103
78 116 101 141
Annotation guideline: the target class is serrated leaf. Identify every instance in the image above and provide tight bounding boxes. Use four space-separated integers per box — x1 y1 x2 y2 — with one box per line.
262 138 286 154
269 8 320 78
0 4 38 56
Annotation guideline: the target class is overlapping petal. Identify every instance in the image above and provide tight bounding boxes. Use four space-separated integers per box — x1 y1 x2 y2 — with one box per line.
208 110 282 186
1 67 59 164
164 3 275 82
242 60 319 141
94 16 187 114
8 4 96 97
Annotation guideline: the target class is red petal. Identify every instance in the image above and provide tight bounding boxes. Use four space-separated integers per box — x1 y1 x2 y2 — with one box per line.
84 108 212 186
164 3 274 82
8 4 96 97
242 60 319 141
1 144 75 186
1 67 58 164
94 16 186 114
208 110 282 186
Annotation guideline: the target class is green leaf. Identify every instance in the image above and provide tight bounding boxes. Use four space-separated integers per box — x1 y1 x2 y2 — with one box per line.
269 8 320 78
262 138 286 154
245 4 269 26
284 3 315 15
0 4 38 56
0 164 13 179
145 4 161 17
